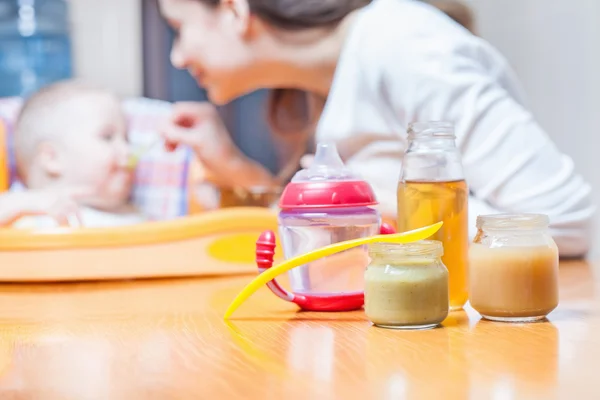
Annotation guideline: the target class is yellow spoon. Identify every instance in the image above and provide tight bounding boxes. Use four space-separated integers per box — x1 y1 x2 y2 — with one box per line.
223 221 443 319
127 138 162 169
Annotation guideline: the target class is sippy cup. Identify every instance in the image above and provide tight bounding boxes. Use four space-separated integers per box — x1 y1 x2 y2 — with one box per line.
255 142 395 312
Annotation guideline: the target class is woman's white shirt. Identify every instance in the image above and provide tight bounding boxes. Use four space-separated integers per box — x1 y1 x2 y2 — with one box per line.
315 0 595 257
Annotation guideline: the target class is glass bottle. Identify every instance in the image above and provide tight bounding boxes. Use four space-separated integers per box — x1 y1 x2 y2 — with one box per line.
397 121 469 310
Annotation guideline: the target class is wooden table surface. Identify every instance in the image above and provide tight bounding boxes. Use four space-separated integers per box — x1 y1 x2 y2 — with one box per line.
0 260 597 399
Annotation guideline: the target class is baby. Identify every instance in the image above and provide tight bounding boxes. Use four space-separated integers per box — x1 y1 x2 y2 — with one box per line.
0 80 146 228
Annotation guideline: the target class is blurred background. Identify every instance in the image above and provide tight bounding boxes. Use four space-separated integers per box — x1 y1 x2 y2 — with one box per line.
1 0 599 243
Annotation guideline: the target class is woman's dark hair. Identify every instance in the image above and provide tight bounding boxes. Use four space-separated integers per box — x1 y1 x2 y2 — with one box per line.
198 0 371 30
247 0 372 30
200 0 372 30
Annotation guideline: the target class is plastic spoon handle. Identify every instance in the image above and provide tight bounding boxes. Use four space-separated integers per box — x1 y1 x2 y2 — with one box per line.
127 138 162 168
223 221 443 319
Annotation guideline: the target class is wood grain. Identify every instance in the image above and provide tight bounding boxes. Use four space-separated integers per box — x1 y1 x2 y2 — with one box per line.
0 260 597 399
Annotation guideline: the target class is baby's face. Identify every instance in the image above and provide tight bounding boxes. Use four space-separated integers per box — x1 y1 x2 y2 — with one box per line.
57 93 133 211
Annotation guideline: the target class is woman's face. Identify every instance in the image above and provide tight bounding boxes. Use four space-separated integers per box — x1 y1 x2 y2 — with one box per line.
159 0 262 105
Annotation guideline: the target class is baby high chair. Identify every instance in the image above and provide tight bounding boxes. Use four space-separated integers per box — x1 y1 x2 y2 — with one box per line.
0 96 280 282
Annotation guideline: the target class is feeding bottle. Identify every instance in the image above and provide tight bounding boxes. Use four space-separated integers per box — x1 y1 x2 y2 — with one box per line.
256 142 394 312
397 122 469 311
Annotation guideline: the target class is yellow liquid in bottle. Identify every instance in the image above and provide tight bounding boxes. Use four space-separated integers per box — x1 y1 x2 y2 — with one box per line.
397 180 469 310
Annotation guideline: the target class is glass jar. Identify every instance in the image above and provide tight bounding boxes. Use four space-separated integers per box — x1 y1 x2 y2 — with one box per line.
364 240 449 330
469 214 559 322
397 122 469 311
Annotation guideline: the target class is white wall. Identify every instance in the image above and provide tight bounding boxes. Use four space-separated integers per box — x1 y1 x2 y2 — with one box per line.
68 0 143 97
467 0 600 251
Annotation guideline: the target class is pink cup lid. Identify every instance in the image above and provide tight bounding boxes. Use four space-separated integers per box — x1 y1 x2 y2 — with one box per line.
279 142 378 209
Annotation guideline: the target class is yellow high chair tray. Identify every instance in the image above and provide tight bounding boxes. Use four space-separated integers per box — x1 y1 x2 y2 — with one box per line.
0 207 280 282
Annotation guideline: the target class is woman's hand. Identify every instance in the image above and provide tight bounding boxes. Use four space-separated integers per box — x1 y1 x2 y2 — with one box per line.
161 102 276 188
162 102 234 161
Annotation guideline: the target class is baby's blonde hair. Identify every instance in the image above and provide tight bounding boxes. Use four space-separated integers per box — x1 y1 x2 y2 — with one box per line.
14 80 116 182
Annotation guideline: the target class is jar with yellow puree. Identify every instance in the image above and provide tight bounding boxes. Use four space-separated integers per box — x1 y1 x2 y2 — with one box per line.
364 240 449 330
470 214 559 322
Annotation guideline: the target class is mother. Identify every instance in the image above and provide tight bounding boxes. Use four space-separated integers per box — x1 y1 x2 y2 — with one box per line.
158 0 594 257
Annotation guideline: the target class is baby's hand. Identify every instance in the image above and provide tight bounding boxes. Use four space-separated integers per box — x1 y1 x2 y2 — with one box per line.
20 188 86 226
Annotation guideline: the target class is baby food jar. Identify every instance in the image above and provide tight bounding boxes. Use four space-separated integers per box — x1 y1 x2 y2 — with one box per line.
364 240 449 330
469 214 559 322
